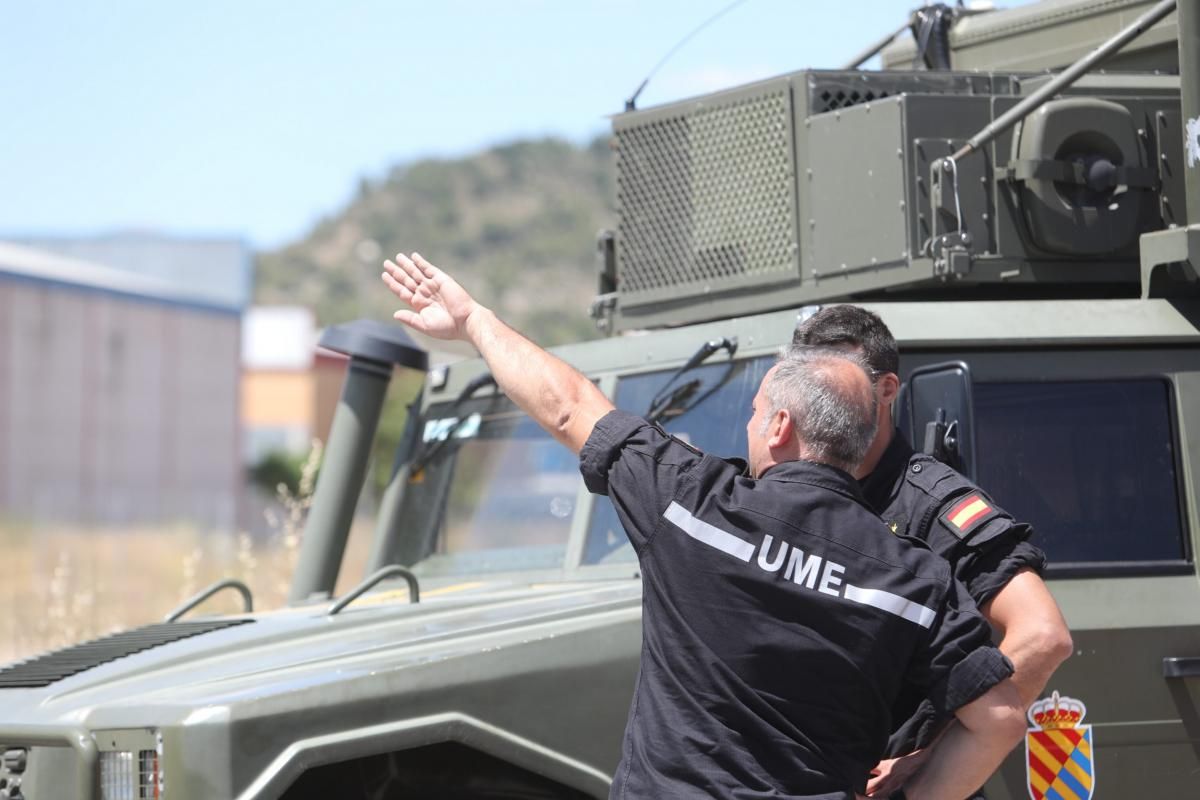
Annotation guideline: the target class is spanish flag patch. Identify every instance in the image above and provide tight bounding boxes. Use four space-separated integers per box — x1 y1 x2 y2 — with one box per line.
940 493 1000 539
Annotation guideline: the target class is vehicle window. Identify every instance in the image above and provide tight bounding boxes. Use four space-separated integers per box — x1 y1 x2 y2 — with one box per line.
400 394 581 576
582 356 774 565
973 379 1186 567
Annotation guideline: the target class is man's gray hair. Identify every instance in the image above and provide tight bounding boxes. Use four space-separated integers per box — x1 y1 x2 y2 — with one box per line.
763 346 878 473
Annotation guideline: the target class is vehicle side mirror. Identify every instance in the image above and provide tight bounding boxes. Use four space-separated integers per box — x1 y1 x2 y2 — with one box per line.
895 361 977 481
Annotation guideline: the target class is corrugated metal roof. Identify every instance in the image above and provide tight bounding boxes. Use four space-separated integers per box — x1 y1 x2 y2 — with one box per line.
10 233 251 311
0 239 244 313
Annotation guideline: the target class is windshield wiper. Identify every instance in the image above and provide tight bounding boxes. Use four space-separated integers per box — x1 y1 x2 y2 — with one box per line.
411 372 497 477
648 379 702 423
646 336 738 424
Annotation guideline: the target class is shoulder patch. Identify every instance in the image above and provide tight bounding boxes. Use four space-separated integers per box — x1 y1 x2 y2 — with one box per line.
939 493 1001 540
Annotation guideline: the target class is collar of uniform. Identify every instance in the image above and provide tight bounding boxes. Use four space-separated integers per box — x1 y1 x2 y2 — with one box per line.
859 429 915 510
757 459 867 503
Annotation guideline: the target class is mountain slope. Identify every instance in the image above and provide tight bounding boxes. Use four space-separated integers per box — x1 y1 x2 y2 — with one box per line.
256 136 615 346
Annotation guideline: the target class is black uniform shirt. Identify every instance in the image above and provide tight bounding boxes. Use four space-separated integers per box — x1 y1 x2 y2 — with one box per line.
580 411 1012 800
859 431 1047 607
859 430 1046 754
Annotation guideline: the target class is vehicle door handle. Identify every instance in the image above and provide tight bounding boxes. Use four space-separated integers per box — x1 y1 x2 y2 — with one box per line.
1163 657 1200 678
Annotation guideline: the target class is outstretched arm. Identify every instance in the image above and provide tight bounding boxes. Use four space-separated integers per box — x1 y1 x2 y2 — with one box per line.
382 252 613 454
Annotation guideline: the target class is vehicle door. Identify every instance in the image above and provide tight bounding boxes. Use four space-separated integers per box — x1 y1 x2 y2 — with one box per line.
902 346 1200 799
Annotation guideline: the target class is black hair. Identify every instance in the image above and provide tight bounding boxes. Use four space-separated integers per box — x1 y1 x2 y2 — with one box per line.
791 305 899 376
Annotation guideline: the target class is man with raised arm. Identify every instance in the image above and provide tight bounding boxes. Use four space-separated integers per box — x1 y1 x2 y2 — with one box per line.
382 252 1026 800
792 305 1073 797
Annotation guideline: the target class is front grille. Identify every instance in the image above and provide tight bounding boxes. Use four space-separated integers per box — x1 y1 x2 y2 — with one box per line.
0 619 252 688
615 80 799 304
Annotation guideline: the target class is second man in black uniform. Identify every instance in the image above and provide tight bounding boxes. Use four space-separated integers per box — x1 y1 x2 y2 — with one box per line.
793 305 1074 795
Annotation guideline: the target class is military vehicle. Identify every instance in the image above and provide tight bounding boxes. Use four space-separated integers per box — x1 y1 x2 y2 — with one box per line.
0 0 1197 797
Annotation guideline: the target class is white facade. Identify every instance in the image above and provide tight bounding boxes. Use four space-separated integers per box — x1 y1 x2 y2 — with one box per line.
241 306 319 464
242 306 316 371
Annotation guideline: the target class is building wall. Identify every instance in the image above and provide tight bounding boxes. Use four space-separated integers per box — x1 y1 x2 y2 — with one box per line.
0 277 240 529
242 371 315 428
241 370 315 463
239 354 349 466
313 351 349 446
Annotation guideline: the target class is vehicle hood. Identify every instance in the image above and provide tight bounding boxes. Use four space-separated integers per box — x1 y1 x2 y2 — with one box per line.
0 577 642 729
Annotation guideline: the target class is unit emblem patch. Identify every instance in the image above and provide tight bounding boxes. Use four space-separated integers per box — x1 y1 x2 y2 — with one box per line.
939 492 1000 539
1026 692 1094 800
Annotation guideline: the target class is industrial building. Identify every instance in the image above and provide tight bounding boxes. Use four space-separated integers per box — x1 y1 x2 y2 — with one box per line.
0 237 251 530
240 305 346 466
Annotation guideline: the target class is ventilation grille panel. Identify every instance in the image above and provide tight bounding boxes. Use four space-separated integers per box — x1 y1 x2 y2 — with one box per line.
615 79 799 306
814 87 890 113
806 71 1012 116
0 619 253 688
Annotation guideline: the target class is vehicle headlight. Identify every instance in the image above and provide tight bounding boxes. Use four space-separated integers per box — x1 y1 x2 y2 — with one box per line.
97 731 162 800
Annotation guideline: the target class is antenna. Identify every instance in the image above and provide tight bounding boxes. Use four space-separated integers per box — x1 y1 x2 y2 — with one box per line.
624 0 753 111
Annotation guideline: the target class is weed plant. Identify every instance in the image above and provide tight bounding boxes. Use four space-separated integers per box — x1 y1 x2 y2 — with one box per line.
0 442 373 664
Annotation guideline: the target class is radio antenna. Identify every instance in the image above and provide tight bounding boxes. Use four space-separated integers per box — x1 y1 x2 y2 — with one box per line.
624 0 753 111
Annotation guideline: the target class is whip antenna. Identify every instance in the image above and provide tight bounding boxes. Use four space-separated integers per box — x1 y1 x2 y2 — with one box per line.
624 0 753 111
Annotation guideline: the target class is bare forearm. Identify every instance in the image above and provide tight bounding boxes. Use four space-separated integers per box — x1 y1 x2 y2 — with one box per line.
984 570 1073 707
464 306 612 452
906 681 1025 800
905 722 1014 799
999 629 1069 707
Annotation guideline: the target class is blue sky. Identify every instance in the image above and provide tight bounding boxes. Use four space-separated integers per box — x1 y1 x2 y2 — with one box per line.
3 1 1033 249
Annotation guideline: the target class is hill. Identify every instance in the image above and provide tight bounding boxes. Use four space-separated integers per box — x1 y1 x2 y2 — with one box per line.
256 136 615 347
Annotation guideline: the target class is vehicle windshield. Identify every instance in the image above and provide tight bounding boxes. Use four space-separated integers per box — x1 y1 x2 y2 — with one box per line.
584 355 774 565
396 391 582 577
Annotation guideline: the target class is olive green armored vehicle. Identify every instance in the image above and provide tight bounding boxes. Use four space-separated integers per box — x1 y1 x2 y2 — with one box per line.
1 0 1199 797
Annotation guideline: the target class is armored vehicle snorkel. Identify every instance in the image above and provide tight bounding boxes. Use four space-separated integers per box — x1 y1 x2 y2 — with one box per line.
0 1 1198 797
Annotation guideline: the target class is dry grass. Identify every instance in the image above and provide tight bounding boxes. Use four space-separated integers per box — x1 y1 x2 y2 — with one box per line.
0 443 377 665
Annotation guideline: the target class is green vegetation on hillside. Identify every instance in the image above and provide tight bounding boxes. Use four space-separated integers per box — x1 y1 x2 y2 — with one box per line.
256 136 615 346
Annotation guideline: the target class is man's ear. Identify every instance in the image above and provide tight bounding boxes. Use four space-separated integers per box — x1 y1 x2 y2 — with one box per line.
877 372 901 407
768 409 793 449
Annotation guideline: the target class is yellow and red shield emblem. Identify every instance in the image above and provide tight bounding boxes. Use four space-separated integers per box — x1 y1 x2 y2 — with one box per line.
1026 691 1094 800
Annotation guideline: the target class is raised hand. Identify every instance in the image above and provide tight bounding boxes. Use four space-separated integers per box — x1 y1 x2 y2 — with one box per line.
381 252 480 341
383 252 613 455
